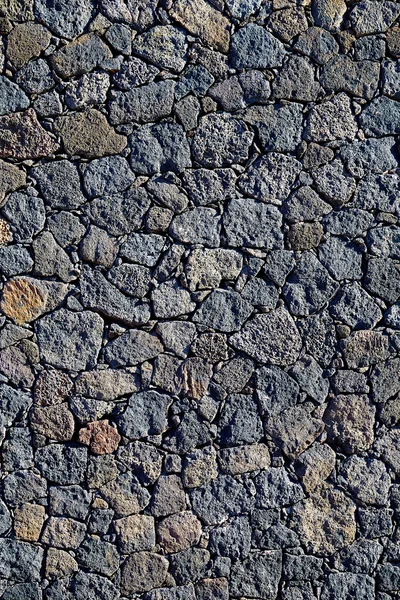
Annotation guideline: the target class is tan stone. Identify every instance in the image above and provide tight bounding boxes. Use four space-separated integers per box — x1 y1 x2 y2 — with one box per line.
0 277 67 324
121 551 168 595
219 443 271 476
75 369 139 400
7 22 51 68
179 357 212 400
294 443 336 493
14 503 46 541
343 330 390 369
0 0 34 20
0 218 12 245
45 548 78 580
41 517 86 549
292 483 356 555
171 0 231 53
30 403 75 441
56 109 127 158
114 514 155 553
0 160 26 206
34 369 73 407
0 109 58 160
182 446 218 488
157 511 202 553
78 420 121 455
324 394 375 454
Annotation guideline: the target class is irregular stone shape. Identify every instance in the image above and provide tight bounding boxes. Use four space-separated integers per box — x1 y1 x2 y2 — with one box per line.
0 161 26 207
294 26 339 64
313 159 356 207
157 511 201 553
36 309 104 371
0 539 43 582
283 252 339 316
265 403 325 459
288 222 323 251
51 33 111 79
150 474 186 518
343 330 389 369
49 485 91 520
116 390 171 439
80 225 119 268
81 156 133 199
230 308 302 365
230 23 285 69
86 187 150 236
292 484 356 555
0 109 58 159
182 446 218 488
330 283 382 329
99 472 150 517
70 571 119 600
359 96 400 136
193 290 252 333
0 76 29 115
115 514 155 553
109 80 175 125
170 206 220 247
183 168 236 207
132 25 187 72
14 503 45 542
75 536 119 577
382 59 400 99
0 344 34 387
321 573 375 600
30 403 75 441
64 71 109 110
230 550 282 599
312 0 347 30
151 279 194 318
255 467 304 509
371 358 400 402
273 55 321 101
129 122 191 174
34 0 93 38
269 6 308 42
15 58 54 94
224 198 283 249
41 517 86 550
0 497 11 535
80 267 150 326
304 93 357 142
56 109 126 158
219 444 271 476
192 113 253 168
118 441 163 486
171 0 230 53
78 420 121 455
46 547 78 580
354 173 400 213
367 225 400 259
217 394 263 446
0 0 33 20
1 278 67 325
121 551 169 595
294 444 336 493
7 22 50 69
75 369 139 401
320 55 380 100
338 456 391 506
33 231 76 282
157 321 196 358
349 0 400 35
177 357 212 399
256 365 299 417
108 263 151 298
3 470 46 507
104 329 163 367
319 237 362 281
35 444 87 485
34 370 73 407
31 160 85 209
185 248 242 291
324 394 375 454
238 152 301 203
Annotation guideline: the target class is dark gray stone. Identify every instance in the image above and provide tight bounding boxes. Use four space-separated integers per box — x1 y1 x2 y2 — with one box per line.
35 444 87 484
193 290 253 333
217 394 263 446
31 160 85 209
129 122 191 174
230 24 285 69
224 198 283 249
85 186 151 236
116 391 172 439
2 192 45 242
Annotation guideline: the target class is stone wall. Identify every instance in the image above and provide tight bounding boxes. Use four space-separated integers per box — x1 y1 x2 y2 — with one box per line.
0 0 399 598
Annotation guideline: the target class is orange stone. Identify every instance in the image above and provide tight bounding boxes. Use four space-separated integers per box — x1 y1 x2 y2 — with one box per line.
78 420 121 455
0 219 12 246
0 277 46 324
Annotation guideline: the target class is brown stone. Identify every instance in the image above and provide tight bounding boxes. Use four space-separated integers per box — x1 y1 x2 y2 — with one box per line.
292 483 356 555
7 22 51 68
34 369 73 407
121 551 168 595
218 444 271 476
179 357 213 400
171 0 230 53
14 503 46 541
56 109 127 158
0 277 67 324
0 109 58 160
294 443 336 493
0 219 12 245
0 345 34 387
114 514 155 553
324 394 375 454
0 160 26 206
288 222 324 251
343 330 390 369
0 0 33 20
78 420 121 455
30 403 75 441
157 511 202 553
45 548 78 580
269 7 308 42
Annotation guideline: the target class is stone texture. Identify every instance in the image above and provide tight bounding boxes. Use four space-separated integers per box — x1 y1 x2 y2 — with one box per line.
0 109 58 159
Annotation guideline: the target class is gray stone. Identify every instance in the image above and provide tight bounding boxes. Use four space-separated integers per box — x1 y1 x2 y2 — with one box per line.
330 283 382 329
324 394 375 454
338 456 391 505
3 470 46 506
242 103 303 153
49 485 91 520
51 34 112 79
256 365 299 417
2 192 45 242
321 573 374 600
121 551 169 595
150 474 186 517
0 539 43 582
107 263 151 298
76 536 119 576
83 155 134 198
318 237 363 281
230 307 302 365
294 26 339 64
273 56 320 101
255 467 304 508
312 159 356 207
224 198 283 249
163 410 210 454
283 186 331 222
367 225 400 258
132 25 187 73
305 93 357 142
365 257 400 303
152 280 195 318
359 96 400 136
342 330 389 369
85 187 151 236
129 122 191 174
145 585 196 600
371 358 400 402
209 516 251 560
170 207 220 247
33 231 75 282
105 22 131 54
112 56 159 90
283 252 339 316
109 80 175 125
157 321 197 358
263 249 295 286
34 0 93 38
320 55 380 99
230 24 285 69
354 35 386 60
2 427 33 471
190 474 254 525
0 245 33 276
80 226 118 268
230 551 282 599
147 176 189 212
193 290 253 333
15 58 54 94
349 0 400 35
31 160 85 209
354 173 400 213
323 208 374 237
312 0 347 30
99 471 150 517
169 547 210 585
116 390 171 439
289 355 329 403
333 539 382 574
35 444 87 484
192 113 253 168
0 76 29 115
70 572 119 600
104 329 163 366
36 309 104 371
175 65 215 100
41 516 86 549
208 76 245 112
185 248 242 291
339 137 397 177
238 153 302 202
218 394 263 446
242 277 279 308
48 212 85 248
65 72 109 110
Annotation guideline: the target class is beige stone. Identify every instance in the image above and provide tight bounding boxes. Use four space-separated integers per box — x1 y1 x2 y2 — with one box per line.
294 443 336 493
157 511 202 553
0 0 33 20
30 403 75 441
45 548 78 580
14 503 46 541
218 443 271 475
343 330 390 368
171 0 231 53
0 218 12 245
324 394 375 454
0 109 58 160
114 514 155 553
41 517 86 549
182 446 218 488
7 22 51 68
121 551 168 595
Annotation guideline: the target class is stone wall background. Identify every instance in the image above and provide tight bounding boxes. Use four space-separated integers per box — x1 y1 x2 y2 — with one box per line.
0 0 399 598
